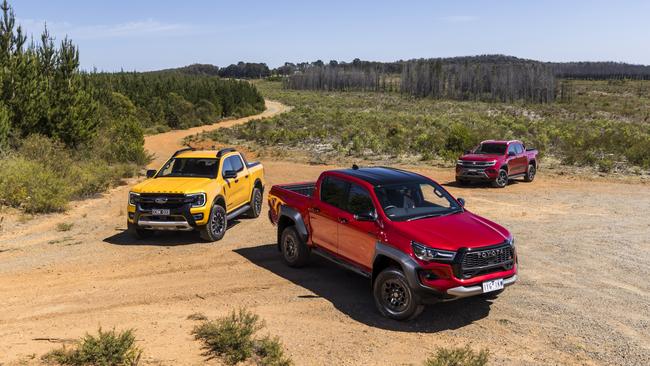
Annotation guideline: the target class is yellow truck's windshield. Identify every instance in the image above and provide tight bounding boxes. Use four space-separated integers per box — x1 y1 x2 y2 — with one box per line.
157 158 219 178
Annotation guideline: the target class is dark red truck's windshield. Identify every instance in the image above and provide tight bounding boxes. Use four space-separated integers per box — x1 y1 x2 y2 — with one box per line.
473 143 507 155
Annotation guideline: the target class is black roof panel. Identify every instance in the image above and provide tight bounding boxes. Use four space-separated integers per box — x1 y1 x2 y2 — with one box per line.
334 167 428 186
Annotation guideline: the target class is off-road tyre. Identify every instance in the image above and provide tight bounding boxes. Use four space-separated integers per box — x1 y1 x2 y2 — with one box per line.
373 267 424 321
246 187 263 218
492 169 509 188
200 204 227 242
127 221 154 240
280 226 310 267
524 163 536 182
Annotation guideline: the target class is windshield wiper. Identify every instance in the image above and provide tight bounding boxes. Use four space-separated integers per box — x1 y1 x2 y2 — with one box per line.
438 208 463 217
406 213 443 221
406 209 462 221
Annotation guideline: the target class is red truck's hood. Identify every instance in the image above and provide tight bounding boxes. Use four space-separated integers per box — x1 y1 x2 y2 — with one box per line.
459 153 503 162
391 211 510 251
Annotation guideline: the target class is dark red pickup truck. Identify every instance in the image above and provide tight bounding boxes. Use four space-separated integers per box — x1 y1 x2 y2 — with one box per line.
268 166 518 320
456 140 538 188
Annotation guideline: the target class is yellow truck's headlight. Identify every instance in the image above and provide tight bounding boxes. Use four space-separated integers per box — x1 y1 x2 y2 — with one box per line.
188 193 206 208
128 192 139 206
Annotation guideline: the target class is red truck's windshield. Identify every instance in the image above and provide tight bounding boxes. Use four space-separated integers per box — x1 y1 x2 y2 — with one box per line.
374 182 462 221
473 143 507 155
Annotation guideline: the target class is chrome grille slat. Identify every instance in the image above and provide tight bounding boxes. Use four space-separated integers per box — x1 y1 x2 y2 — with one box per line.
458 161 494 168
460 244 514 279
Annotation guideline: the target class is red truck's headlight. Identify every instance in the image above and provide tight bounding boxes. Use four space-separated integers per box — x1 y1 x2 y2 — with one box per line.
412 241 456 262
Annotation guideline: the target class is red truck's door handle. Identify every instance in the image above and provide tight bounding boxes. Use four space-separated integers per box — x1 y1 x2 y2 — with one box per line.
309 207 320 213
339 217 348 224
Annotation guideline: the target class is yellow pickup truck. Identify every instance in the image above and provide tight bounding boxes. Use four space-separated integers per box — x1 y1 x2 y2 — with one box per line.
127 147 264 241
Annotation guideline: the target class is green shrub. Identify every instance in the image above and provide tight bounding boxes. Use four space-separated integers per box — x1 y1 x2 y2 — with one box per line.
192 308 292 366
0 156 71 213
424 345 489 366
1 134 140 213
43 328 141 366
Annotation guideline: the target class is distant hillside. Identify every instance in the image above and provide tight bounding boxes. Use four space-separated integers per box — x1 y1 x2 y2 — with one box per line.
152 63 220 76
156 56 650 81
155 62 271 79
274 55 650 80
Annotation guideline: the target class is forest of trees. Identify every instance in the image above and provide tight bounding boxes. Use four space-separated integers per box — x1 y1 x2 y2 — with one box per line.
400 59 556 103
551 61 650 80
89 72 265 130
218 62 271 78
0 3 96 149
284 57 556 103
154 63 220 76
283 66 387 92
278 56 650 93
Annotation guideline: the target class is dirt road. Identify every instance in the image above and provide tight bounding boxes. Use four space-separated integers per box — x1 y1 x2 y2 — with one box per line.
1 101 649 365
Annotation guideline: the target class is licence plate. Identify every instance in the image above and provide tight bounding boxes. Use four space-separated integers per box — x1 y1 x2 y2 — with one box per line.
482 278 504 293
466 169 478 172
151 209 170 215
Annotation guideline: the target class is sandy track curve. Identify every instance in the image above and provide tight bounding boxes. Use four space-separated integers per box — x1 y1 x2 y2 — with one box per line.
145 100 289 168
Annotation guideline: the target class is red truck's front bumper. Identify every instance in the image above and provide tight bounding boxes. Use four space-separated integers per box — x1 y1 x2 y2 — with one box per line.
416 262 518 302
455 165 500 181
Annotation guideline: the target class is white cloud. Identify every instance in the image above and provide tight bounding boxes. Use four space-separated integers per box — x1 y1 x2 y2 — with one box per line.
441 15 478 23
17 18 201 41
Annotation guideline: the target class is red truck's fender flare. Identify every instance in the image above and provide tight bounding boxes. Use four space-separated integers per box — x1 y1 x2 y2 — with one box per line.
277 205 309 245
372 242 421 289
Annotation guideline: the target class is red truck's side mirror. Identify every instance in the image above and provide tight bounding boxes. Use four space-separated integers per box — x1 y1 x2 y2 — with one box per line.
508 151 516 157
354 211 377 222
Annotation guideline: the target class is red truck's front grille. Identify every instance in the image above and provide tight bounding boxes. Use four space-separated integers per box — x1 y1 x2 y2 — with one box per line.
459 243 514 279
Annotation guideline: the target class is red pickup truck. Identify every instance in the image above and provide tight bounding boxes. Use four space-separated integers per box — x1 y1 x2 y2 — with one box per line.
268 166 517 320
456 140 538 188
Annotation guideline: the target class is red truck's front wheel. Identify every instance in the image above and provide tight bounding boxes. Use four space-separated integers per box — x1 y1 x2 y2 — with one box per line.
373 268 424 320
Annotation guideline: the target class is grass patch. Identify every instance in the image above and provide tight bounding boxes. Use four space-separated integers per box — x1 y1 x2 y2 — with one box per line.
204 80 650 172
192 308 292 366
43 328 141 366
424 345 489 366
56 223 74 232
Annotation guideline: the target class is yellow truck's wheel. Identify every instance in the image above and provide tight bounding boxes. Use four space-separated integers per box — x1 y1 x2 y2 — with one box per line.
200 204 227 241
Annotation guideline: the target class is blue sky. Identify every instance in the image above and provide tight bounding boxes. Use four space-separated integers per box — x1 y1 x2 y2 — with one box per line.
12 0 650 71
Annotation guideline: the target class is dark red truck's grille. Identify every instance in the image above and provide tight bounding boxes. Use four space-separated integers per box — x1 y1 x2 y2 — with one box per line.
459 243 514 279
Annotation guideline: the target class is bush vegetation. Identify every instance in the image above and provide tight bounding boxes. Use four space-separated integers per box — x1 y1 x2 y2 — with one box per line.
192 308 292 366
207 80 650 172
424 345 489 366
43 328 141 366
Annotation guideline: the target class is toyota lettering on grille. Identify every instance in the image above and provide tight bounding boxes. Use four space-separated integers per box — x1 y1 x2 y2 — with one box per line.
478 248 502 258
154 197 168 204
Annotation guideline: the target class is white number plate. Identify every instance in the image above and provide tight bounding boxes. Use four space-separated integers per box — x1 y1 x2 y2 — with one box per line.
482 278 504 293
151 209 170 215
